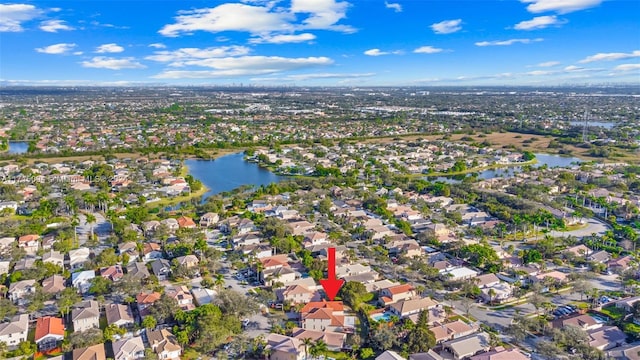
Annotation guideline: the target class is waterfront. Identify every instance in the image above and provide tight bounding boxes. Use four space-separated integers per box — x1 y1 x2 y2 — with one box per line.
185 152 284 199
8 141 29 154
427 153 583 183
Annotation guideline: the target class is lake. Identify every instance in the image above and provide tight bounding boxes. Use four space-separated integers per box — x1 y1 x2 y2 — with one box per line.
427 153 583 183
8 141 29 154
185 152 284 199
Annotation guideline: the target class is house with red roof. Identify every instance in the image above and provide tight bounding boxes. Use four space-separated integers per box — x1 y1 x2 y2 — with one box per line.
18 234 40 255
177 216 196 229
300 301 355 333
379 284 416 306
136 291 161 317
35 316 65 351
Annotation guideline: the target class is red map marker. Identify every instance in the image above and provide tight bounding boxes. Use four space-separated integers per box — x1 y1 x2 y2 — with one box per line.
319 247 345 301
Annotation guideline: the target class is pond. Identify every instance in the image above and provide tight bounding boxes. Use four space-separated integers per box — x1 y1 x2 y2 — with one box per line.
185 152 284 200
426 153 583 183
8 141 29 154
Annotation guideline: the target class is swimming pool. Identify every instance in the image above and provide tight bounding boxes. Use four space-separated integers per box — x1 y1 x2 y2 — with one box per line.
589 314 608 323
371 312 392 322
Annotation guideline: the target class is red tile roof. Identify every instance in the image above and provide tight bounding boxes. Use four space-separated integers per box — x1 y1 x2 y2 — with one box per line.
34 316 64 341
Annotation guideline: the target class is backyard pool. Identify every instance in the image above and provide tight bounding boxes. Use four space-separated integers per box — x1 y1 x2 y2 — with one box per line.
371 312 392 322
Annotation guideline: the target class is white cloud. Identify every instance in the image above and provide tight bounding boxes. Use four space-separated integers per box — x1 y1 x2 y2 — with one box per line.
291 0 353 32
35 43 77 55
95 43 125 53
152 55 332 78
363 48 402 56
250 32 316 44
537 61 560 67
385 1 402 12
514 15 566 30
613 64 640 71
145 46 252 64
159 3 293 37
81 57 146 70
521 0 603 14
413 46 444 54
159 1 353 38
579 50 640 63
149 43 167 49
526 70 556 76
564 65 585 72
39 19 74 32
0 4 42 32
430 19 462 34
475 38 543 46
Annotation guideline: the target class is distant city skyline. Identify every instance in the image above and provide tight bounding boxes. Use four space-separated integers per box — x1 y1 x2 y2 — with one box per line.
1 0 639 86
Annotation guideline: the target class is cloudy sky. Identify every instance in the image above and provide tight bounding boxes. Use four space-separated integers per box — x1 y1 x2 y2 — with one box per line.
1 0 639 86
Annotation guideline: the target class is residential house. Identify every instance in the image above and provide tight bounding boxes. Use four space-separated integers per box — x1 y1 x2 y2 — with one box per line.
160 218 179 232
442 332 492 359
276 284 320 305
291 327 346 351
101 265 124 282
72 270 96 294
190 287 217 306
589 250 612 264
71 344 106 360
105 303 135 328
379 284 416 306
199 212 219 227
126 262 150 280
177 216 196 229
376 351 407 360
608 255 633 273
475 273 500 288
469 347 529 360
408 350 445 360
136 291 161 317
35 316 65 351
552 314 601 331
0 314 29 349
71 300 100 332
68 247 91 270
112 336 145 360
588 326 627 350
17 234 40 255
142 242 163 262
147 329 182 360
480 283 513 304
429 320 478 343
265 333 304 360
174 254 199 269
165 285 195 311
440 267 479 281
118 242 139 263
300 301 355 333
43 249 65 268
8 279 36 304
389 297 440 318
615 296 640 312
42 274 66 295
151 259 172 281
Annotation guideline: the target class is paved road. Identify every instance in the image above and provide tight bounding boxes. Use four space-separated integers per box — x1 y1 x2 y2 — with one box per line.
76 212 112 244
527 217 609 240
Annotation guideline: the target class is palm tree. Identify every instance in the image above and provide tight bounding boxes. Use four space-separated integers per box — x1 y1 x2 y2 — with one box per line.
310 339 328 359
85 213 96 241
301 337 314 360
214 273 225 291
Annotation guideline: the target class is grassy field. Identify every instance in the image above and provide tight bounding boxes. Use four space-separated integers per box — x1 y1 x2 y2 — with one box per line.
361 132 639 164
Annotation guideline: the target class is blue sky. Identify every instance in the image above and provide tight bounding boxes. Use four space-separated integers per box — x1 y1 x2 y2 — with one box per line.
1 0 639 86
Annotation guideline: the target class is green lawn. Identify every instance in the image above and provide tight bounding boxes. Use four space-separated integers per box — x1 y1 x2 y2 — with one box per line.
599 306 627 321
